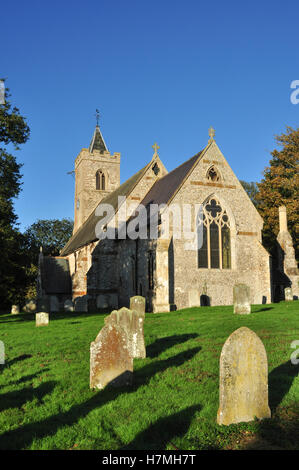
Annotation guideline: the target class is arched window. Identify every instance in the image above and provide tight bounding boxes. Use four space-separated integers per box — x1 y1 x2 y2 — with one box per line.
197 196 231 269
148 252 154 290
96 170 106 190
206 166 221 182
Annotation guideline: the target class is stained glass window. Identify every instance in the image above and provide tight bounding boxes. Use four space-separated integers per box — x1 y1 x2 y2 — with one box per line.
197 197 231 269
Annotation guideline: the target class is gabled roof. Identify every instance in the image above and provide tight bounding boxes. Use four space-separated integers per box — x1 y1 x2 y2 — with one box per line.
89 125 107 153
140 149 204 208
60 161 153 256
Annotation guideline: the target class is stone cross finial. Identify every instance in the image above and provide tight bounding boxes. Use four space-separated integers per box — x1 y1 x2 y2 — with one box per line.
152 142 160 157
209 126 215 142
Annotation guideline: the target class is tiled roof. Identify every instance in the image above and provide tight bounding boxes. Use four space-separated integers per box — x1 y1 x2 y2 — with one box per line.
60 161 152 255
89 126 107 153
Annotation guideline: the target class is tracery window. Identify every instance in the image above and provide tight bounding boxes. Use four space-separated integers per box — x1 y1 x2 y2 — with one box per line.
96 170 106 190
206 166 221 182
197 197 231 269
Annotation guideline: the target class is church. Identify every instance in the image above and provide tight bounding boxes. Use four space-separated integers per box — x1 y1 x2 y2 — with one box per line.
37 123 299 312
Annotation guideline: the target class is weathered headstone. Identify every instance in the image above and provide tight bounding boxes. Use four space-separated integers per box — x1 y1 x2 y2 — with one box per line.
96 294 109 310
284 287 293 301
90 323 133 389
217 326 271 425
130 296 145 315
23 299 37 313
36 312 49 327
64 299 74 312
233 284 251 314
50 295 59 312
74 295 88 312
11 305 20 315
188 289 201 308
106 307 146 359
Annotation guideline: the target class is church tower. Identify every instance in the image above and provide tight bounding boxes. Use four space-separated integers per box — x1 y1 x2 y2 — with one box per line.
73 120 120 234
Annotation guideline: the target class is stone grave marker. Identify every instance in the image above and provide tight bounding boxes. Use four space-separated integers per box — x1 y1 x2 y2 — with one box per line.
284 287 293 301
130 296 145 315
36 312 49 327
233 284 251 314
188 289 201 307
11 305 20 315
106 307 146 359
217 326 271 425
64 299 74 312
90 322 133 389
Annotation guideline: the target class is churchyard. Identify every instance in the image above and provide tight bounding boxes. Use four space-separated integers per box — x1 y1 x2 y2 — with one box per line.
0 301 298 450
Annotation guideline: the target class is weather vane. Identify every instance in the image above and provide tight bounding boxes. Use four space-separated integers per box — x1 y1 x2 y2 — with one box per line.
95 109 100 127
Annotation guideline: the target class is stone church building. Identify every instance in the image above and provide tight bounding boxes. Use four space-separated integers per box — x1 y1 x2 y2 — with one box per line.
38 124 298 312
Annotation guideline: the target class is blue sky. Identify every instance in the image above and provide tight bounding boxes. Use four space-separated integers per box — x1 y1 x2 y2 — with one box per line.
2 0 299 231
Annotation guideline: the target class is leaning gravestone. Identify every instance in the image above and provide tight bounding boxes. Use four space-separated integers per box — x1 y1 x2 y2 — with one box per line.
106 307 146 359
217 326 271 425
130 296 145 315
90 322 133 389
11 305 20 315
233 284 251 314
36 312 49 327
284 287 293 301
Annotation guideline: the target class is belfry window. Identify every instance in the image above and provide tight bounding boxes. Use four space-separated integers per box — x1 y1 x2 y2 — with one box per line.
96 170 106 190
197 197 231 269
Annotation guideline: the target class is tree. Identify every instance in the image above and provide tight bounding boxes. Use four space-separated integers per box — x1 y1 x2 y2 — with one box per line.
24 218 73 256
240 181 259 208
0 80 30 307
256 126 299 260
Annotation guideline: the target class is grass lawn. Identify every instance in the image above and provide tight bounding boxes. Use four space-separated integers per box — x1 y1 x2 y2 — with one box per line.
0 301 298 450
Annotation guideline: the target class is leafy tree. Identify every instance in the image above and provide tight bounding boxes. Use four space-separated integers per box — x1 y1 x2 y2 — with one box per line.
0 80 30 307
240 180 259 207
24 218 74 256
256 126 299 260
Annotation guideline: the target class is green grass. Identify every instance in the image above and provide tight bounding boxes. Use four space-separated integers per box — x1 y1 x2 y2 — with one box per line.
0 302 298 450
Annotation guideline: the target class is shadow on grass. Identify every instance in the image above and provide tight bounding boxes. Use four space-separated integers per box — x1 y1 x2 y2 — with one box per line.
254 307 274 313
0 381 56 413
5 354 33 367
0 311 108 324
146 334 199 358
0 347 201 449
122 404 202 450
268 360 299 411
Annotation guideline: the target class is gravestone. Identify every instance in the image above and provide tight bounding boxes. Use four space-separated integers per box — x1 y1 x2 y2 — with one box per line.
74 295 88 312
188 289 201 308
217 326 271 425
11 305 20 315
36 312 49 327
64 299 74 312
23 299 37 313
106 307 146 359
96 294 109 310
50 295 59 312
130 296 145 315
284 287 293 301
233 284 251 314
90 323 133 389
